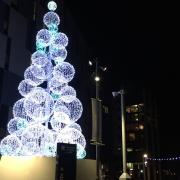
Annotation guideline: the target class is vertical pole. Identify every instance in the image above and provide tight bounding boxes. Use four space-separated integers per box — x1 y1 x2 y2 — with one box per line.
120 89 127 174
143 158 147 180
95 60 99 100
95 60 100 180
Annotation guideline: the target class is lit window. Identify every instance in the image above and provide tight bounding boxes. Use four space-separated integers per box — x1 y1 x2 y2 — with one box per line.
128 133 136 141
139 125 144 130
127 148 133 152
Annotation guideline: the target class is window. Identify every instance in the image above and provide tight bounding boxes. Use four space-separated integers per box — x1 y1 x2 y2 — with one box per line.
128 133 136 141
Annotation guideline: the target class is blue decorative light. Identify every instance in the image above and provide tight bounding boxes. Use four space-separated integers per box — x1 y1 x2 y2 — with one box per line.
36 29 51 47
53 32 68 48
24 66 44 85
18 79 36 97
60 86 76 103
0 135 22 156
50 47 67 63
8 117 28 136
24 88 54 121
43 12 60 30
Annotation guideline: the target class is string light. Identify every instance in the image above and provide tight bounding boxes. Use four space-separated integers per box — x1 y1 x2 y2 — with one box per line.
148 156 180 161
0 1 86 159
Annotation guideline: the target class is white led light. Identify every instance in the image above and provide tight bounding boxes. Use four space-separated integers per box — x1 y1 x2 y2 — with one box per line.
13 98 34 123
8 117 28 136
43 12 60 29
50 47 67 63
55 98 83 122
36 29 51 47
53 62 75 83
60 86 76 103
49 77 67 95
21 124 53 156
0 135 22 156
68 123 82 132
53 101 70 118
18 79 36 97
24 66 44 85
47 1 57 11
50 115 68 132
60 128 82 140
53 32 68 48
24 88 54 121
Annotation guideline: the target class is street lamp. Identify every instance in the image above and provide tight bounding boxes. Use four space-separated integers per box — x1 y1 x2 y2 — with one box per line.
89 58 106 180
143 153 148 180
112 89 131 180
95 76 100 82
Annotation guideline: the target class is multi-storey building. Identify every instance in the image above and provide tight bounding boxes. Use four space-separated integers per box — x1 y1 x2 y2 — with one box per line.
108 88 162 180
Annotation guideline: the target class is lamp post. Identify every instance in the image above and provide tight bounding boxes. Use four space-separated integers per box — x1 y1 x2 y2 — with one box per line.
112 90 131 180
143 154 148 180
89 58 106 180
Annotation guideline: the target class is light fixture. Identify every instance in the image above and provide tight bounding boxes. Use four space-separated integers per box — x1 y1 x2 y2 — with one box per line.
88 61 93 66
95 76 100 82
143 154 148 158
100 66 107 71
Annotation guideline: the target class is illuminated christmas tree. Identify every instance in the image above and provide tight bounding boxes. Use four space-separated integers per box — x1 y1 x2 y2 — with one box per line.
0 1 86 159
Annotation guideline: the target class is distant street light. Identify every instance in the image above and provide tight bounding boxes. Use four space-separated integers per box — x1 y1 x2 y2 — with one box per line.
89 60 93 66
143 154 148 158
143 154 148 180
112 90 131 180
95 76 100 82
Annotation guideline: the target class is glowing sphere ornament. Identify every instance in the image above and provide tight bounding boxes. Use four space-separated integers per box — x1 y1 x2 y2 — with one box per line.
43 12 60 29
50 115 67 132
50 47 67 63
0 135 22 156
18 79 36 97
53 32 68 48
68 123 82 132
73 134 86 148
49 77 67 95
24 66 44 85
24 88 54 121
60 128 82 140
47 1 57 11
13 98 34 123
55 98 83 122
76 144 86 159
53 62 75 83
36 29 51 47
21 124 53 155
53 102 70 119
31 51 48 67
8 117 28 136
60 86 76 103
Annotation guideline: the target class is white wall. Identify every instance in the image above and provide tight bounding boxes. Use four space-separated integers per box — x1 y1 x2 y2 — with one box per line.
0 157 96 180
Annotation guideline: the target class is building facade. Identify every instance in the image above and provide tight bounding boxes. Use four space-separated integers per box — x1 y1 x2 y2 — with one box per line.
108 88 162 180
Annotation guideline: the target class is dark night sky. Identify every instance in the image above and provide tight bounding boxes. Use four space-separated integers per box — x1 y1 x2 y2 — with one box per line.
64 0 180 156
